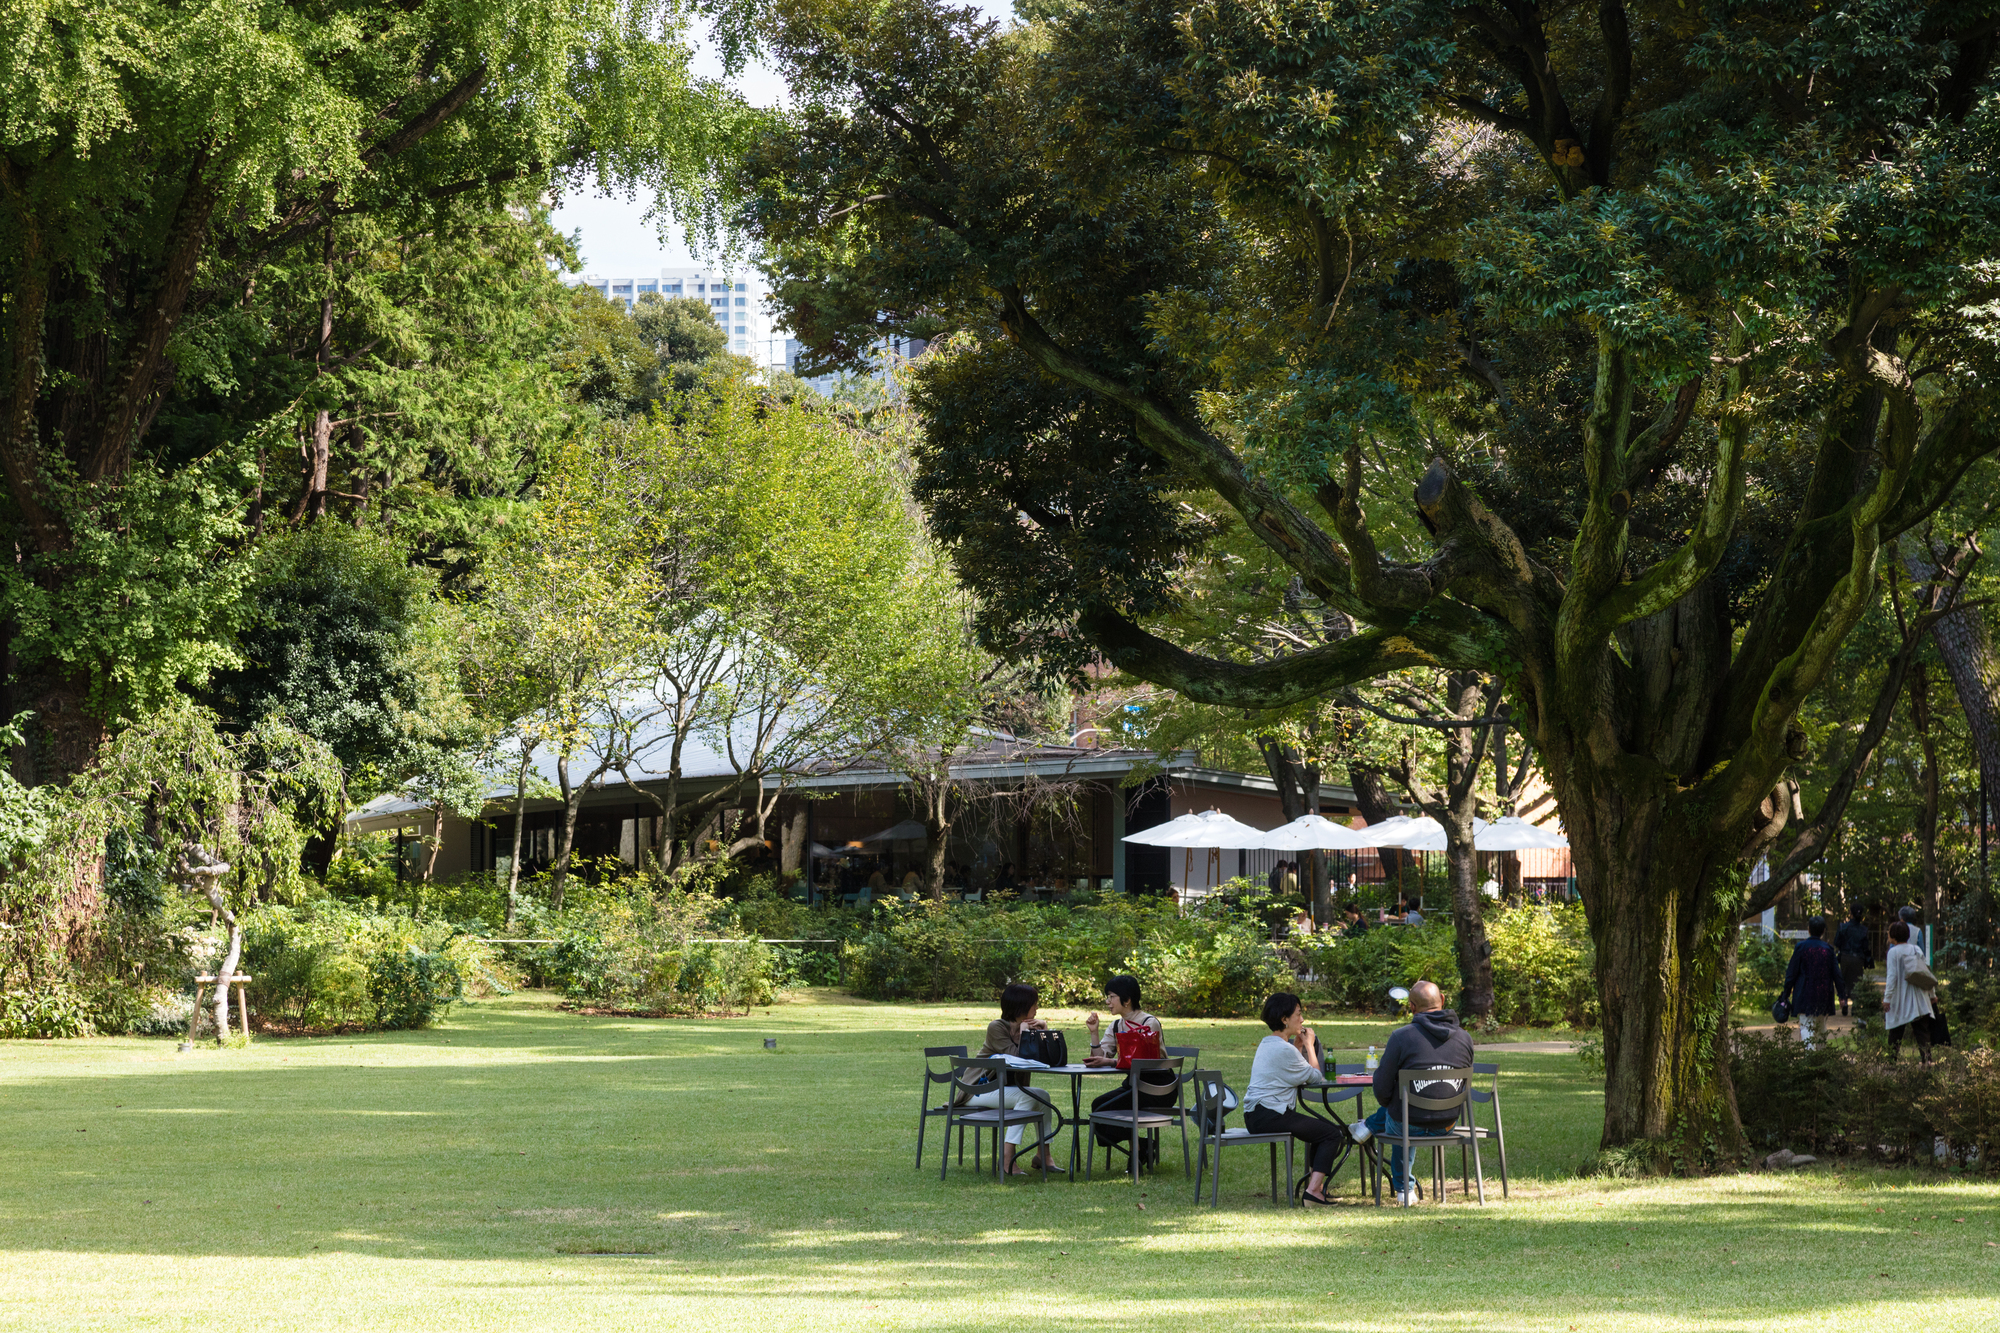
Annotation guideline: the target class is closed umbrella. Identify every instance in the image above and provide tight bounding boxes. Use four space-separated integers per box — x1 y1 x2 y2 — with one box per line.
1256 812 1376 851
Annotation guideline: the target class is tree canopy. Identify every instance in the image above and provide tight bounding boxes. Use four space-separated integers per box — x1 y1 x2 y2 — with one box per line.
1 0 757 775
739 0 2000 1149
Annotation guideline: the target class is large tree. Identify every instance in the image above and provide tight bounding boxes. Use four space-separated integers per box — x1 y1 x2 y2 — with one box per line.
1 0 748 779
741 0 2000 1151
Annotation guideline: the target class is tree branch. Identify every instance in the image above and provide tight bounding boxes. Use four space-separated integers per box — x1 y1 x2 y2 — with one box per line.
1081 606 1435 709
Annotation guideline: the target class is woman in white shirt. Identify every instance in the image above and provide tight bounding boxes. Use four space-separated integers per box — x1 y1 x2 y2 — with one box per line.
1881 920 1935 1063
1242 992 1341 1205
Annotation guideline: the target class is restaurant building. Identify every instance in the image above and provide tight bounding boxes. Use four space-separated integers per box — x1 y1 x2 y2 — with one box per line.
347 737 1573 898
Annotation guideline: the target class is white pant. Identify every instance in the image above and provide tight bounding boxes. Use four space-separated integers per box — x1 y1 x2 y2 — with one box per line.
963 1087 1054 1147
1798 1013 1819 1049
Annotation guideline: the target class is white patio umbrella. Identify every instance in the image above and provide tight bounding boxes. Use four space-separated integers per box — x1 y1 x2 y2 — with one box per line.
1126 809 1269 900
1395 817 1488 852
1120 811 1218 847
1122 809 1267 848
1255 812 1376 851
1359 815 1444 847
1475 815 1569 850
1398 815 1568 852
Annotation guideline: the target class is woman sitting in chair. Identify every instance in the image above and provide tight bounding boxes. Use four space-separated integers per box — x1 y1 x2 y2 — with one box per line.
957 982 1061 1175
1242 992 1342 1205
1083 975 1175 1166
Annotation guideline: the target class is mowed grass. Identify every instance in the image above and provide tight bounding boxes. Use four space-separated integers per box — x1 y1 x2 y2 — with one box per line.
3 991 1998 1332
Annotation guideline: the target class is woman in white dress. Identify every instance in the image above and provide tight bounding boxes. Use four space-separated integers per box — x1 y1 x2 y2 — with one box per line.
1881 920 1934 1063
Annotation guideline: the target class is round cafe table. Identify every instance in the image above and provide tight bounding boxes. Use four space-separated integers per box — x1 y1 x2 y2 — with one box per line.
1011 1063 1130 1179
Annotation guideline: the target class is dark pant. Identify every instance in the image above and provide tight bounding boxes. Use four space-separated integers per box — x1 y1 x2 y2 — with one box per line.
1362 1107 1454 1192
1091 1082 1177 1151
1839 954 1866 1008
1243 1104 1344 1176
1889 1019 1935 1062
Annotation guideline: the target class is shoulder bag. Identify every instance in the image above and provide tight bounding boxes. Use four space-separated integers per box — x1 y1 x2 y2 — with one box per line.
1114 1020 1165 1068
1905 956 1939 994
1017 1027 1068 1068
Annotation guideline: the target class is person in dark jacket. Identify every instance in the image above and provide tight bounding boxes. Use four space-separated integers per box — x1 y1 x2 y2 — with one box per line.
1779 916 1846 1048
1354 980 1475 1205
1833 905 1872 1017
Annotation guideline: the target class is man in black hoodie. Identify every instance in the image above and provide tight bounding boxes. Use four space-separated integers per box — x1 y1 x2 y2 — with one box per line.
1354 980 1475 1204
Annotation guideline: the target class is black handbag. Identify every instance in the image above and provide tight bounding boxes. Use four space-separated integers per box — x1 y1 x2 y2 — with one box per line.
1017 1028 1068 1067
1771 998 1790 1023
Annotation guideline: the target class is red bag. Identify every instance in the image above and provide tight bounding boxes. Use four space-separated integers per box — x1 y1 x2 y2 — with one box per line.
1114 1020 1164 1069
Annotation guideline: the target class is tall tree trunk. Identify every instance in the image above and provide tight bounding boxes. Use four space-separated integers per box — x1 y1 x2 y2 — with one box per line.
551 753 577 910
1910 662 1942 924
1349 765 1413 883
780 807 808 884
1906 546 2000 796
922 782 951 901
505 742 532 929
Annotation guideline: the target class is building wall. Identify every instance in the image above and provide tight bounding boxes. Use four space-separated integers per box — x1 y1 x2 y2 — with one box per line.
573 268 783 366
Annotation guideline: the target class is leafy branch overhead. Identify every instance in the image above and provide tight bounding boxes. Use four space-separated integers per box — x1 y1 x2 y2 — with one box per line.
740 0 2000 1149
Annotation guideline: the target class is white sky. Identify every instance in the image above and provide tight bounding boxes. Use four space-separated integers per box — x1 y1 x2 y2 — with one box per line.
553 6 1017 276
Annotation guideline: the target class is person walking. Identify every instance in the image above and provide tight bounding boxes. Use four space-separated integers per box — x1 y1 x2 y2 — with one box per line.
1833 905 1872 1017
1778 916 1844 1048
1882 920 1936 1064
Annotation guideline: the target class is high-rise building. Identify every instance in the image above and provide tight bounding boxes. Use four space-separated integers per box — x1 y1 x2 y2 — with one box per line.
572 267 788 367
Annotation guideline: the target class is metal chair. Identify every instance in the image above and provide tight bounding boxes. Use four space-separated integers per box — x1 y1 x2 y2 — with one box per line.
1302 1062 1379 1200
1387 1066 1484 1206
1087 1056 1189 1184
1466 1062 1509 1198
1189 1070 1292 1206
940 1057 1063 1182
914 1045 967 1169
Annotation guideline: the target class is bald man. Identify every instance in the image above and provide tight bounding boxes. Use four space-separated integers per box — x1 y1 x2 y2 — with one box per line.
1359 979 1474 1205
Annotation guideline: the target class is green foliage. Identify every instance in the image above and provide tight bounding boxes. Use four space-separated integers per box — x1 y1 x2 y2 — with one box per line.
1730 1030 2000 1171
1736 930 1794 1010
0 982 93 1039
1 700 342 995
368 947 463 1031
1484 903 1597 1027
205 524 460 786
523 883 778 1014
239 902 503 1032
840 890 1284 1016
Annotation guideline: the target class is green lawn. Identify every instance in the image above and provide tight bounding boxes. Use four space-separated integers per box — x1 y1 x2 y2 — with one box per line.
3 991 1997 1331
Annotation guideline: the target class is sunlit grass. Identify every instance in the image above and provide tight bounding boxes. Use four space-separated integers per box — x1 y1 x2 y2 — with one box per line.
1 991 1995 1331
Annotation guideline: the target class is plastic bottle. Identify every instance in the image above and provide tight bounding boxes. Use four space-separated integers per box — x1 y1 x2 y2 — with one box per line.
1365 1045 1379 1073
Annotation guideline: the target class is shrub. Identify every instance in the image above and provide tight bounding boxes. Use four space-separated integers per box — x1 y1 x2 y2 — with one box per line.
525 883 779 1014
237 901 507 1032
1729 1028 2000 1169
1485 903 1596 1026
1736 929 1791 1010
368 946 462 1029
1297 918 1458 1013
0 982 95 1038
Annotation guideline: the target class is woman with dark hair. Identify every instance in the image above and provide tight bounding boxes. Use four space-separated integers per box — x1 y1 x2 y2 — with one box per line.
1882 920 1936 1063
956 982 1060 1174
1243 992 1341 1205
1083 975 1175 1164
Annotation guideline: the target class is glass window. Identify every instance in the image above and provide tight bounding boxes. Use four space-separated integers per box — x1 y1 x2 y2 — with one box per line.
735 297 747 306
735 283 747 292
734 325 747 334
638 282 658 293
612 283 632 293
667 284 681 292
